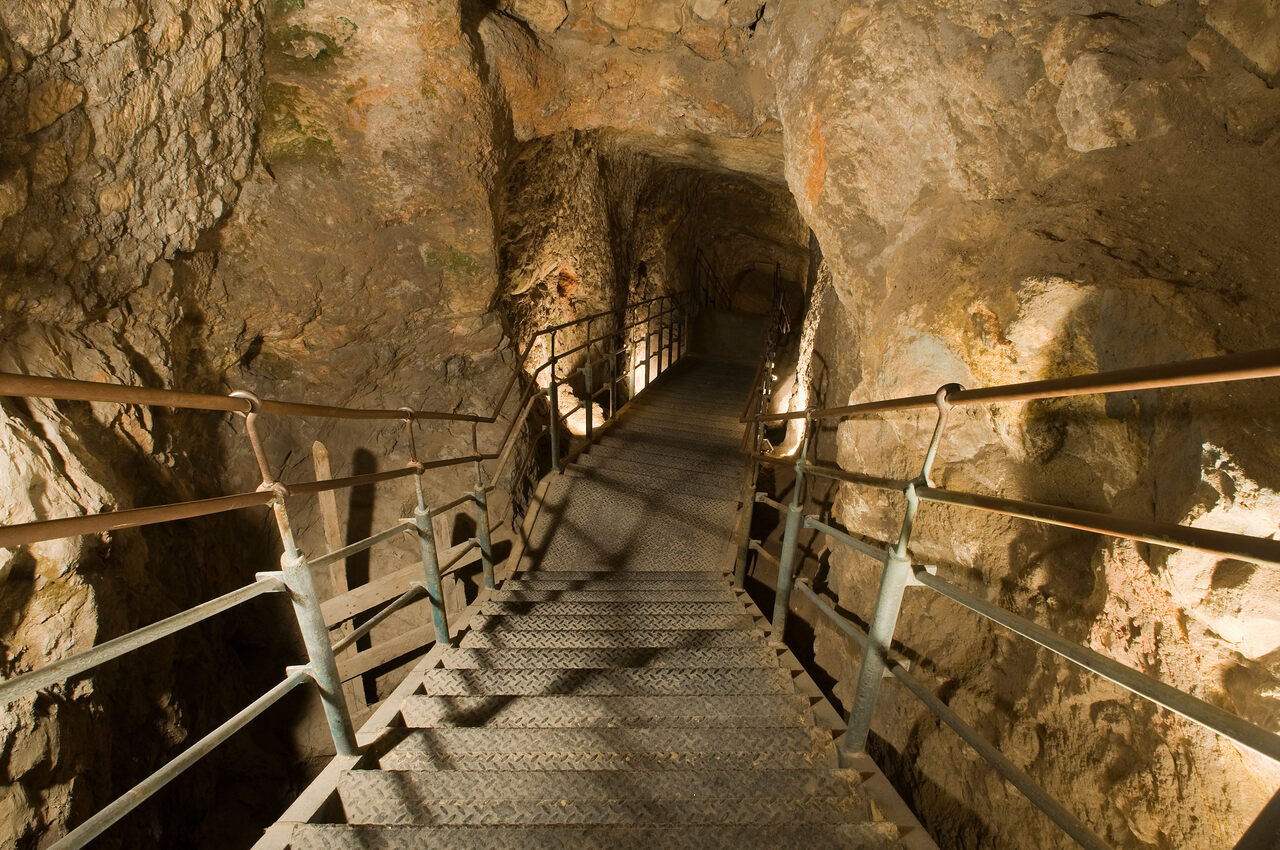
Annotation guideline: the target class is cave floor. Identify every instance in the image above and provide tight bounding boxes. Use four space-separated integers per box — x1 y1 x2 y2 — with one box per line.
277 358 908 849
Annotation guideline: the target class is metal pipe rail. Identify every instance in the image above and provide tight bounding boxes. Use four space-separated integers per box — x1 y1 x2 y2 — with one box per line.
752 347 1280 423
50 671 310 850
0 575 286 705
796 579 1111 850
0 290 692 849
737 344 1280 849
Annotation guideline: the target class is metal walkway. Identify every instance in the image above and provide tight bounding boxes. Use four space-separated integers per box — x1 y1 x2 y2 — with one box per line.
282 358 906 849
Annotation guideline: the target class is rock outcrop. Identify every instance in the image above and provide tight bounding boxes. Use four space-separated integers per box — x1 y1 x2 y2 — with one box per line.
770 1 1280 847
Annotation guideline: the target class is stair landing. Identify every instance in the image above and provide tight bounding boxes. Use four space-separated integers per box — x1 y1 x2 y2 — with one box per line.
263 357 923 850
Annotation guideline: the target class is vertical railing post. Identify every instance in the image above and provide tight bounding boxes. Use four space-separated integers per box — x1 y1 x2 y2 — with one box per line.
733 461 758 590
663 304 674 370
411 475 450 645
473 469 495 590
840 384 960 760
607 345 617 419
583 360 594 444
548 334 561 472
643 303 652 390
769 414 812 646
229 391 357 757
470 423 496 590
400 409 450 639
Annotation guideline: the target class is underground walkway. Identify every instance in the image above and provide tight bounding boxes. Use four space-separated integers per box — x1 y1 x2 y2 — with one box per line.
276 356 905 849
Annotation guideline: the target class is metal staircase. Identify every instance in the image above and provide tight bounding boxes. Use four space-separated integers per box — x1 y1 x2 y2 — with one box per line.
274 357 908 849
6 284 1278 848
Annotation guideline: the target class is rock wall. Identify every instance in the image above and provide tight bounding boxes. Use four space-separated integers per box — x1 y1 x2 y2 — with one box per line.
0 0 522 844
768 0 1280 847
0 2 278 846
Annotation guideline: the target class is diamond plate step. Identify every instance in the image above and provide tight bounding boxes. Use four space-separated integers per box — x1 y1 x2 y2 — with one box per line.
490 588 736 603
618 414 742 438
338 775 866 825
340 768 862 803
620 409 742 429
576 449 742 481
471 614 756 631
480 601 747 617
503 577 730 592
509 570 728 583
441 647 780 670
420 668 792 696
288 822 904 850
376 727 836 771
564 467 738 501
572 454 740 487
398 695 812 728
460 629 760 649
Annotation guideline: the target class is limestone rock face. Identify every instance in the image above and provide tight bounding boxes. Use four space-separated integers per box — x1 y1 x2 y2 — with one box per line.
4 0 1279 847
481 0 777 142
770 1 1280 848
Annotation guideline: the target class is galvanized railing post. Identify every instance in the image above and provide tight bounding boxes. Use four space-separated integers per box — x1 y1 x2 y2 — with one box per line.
643 303 652 390
735 364 769 589
229 391 357 757
548 335 561 472
734 460 758 590
841 384 959 759
474 466 496 590
583 360 594 444
607 347 617 419
769 414 812 645
411 475 450 644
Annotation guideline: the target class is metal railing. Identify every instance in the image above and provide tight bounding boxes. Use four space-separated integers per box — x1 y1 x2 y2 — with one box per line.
0 292 691 849
694 247 731 309
738 346 1280 849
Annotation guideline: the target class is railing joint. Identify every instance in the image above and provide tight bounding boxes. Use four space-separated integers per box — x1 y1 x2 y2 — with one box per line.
905 563 938 587
285 663 317 683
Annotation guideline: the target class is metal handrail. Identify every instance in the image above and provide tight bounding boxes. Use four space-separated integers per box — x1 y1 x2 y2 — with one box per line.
0 290 692 850
739 343 1280 849
752 347 1280 422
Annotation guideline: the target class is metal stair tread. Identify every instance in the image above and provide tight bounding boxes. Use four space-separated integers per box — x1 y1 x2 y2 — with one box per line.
575 449 743 480
470 614 757 630
441 646 780 670
563 467 739 501
480 600 748 617
288 822 905 849
339 768 864 801
572 454 740 487
490 588 737 602
419 668 794 696
507 570 728 583
377 733 836 771
398 695 813 727
337 781 868 825
460 630 760 649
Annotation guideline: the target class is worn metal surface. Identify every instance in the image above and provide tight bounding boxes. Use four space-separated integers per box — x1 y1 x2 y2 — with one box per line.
441 646 779 669
418 667 794 696
288 823 902 850
397 694 812 728
460 629 760 649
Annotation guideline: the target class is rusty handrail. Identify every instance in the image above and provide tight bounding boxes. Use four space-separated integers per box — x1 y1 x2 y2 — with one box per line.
754 347 1280 423
0 293 688 552
0 490 275 549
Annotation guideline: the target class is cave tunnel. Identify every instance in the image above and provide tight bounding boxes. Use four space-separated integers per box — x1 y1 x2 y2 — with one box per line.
1 1 1279 848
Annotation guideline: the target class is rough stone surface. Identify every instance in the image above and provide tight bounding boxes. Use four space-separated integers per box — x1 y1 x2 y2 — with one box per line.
767 1 1280 848
6 0 1279 847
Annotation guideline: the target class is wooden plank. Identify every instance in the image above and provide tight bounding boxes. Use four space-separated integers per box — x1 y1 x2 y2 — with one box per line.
321 542 483 626
338 624 434 682
314 441 368 709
